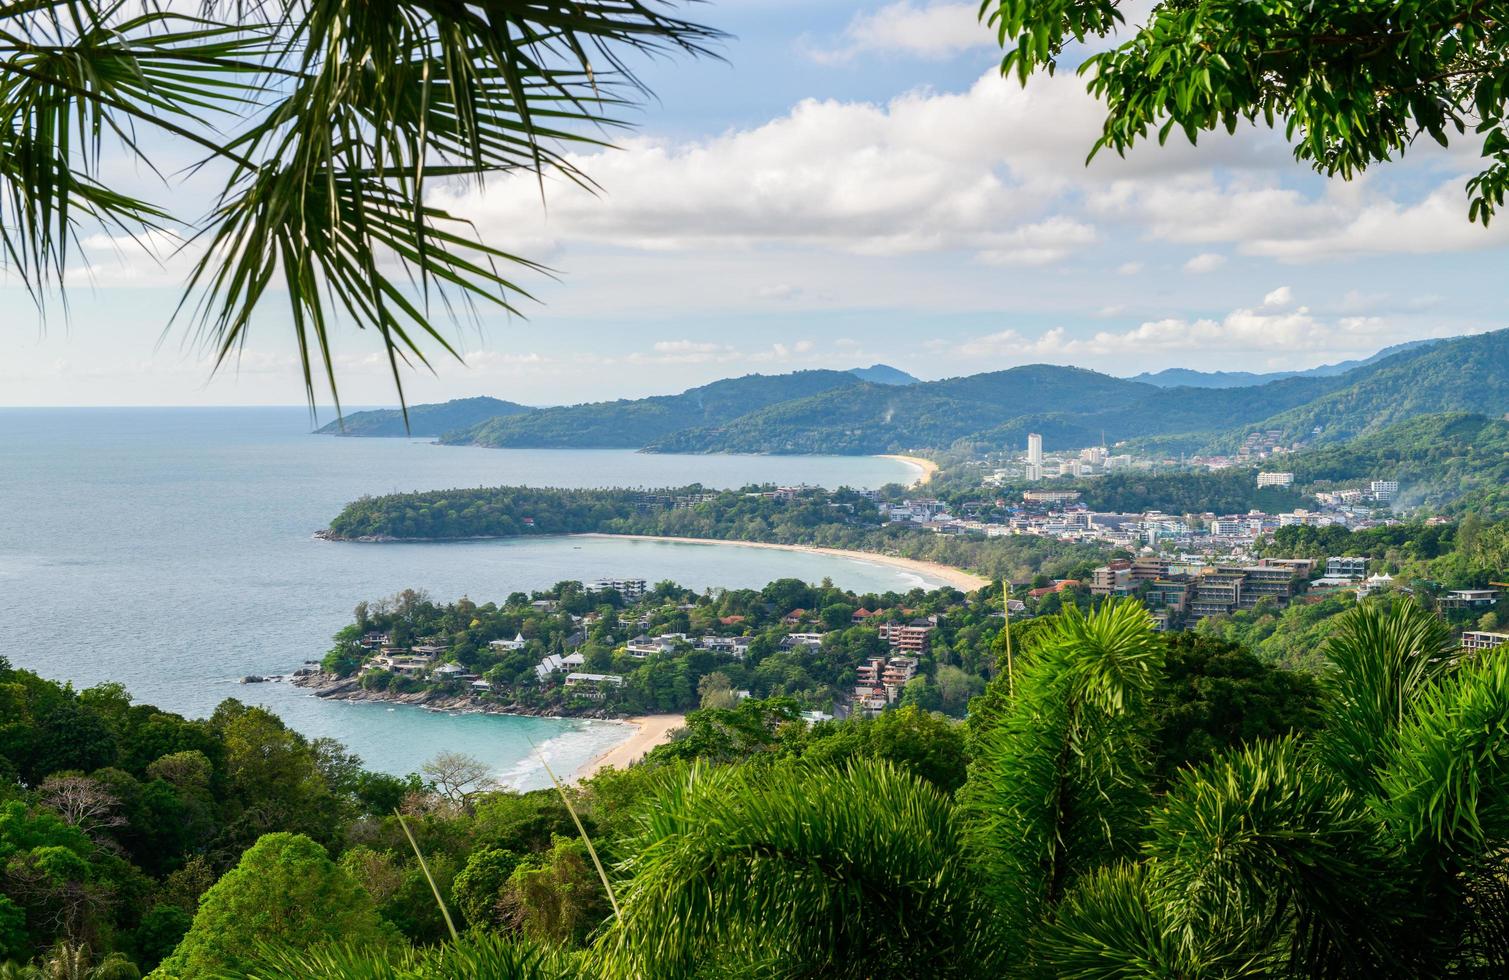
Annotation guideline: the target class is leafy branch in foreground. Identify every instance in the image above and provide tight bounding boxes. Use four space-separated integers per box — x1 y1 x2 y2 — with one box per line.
0 0 720 415
985 0 1509 224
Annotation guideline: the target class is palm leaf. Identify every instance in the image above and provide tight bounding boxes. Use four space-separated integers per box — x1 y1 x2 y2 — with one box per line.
596 759 1004 979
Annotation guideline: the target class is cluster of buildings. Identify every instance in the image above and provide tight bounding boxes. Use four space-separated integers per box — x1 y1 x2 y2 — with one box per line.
1313 480 1399 507
984 433 1140 485
1087 556 1313 629
1189 428 1308 469
851 615 936 716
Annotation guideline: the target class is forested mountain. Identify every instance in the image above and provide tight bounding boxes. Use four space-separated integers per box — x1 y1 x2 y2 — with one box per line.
314 396 531 437
1129 339 1437 388
1225 330 1509 447
1284 412 1509 512
848 363 919 385
649 366 1350 454
311 331 1509 457
445 370 864 449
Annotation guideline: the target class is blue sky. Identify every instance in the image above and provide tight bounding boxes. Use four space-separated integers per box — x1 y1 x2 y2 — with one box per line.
6 0 1509 408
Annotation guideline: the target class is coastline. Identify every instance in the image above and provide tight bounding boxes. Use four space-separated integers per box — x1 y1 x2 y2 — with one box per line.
572 714 685 782
878 454 938 487
573 532 989 591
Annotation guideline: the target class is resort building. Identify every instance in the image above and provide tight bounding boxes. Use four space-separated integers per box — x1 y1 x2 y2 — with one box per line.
1326 556 1369 579
564 673 624 700
876 621 935 653
1461 631 1509 654
1440 589 1503 610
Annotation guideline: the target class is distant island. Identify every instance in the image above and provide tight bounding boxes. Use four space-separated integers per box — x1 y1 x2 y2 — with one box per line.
307 331 1509 460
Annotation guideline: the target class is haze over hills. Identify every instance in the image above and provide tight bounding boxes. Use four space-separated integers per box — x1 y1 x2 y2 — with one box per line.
1127 340 1439 389
847 364 920 386
315 331 1509 458
314 396 531 437
451 369 865 449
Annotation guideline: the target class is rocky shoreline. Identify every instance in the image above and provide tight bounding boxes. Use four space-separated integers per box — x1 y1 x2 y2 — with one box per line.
290 671 626 720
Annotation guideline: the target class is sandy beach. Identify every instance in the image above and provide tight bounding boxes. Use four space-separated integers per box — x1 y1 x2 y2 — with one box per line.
574 714 684 781
574 532 989 591
879 454 939 487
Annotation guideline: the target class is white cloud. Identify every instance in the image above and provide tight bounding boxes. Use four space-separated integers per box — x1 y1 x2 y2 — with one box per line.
434 66 1508 281
808 2 994 63
976 217 1099 266
957 291 1398 361
1183 252 1226 273
1091 172 1509 261
435 71 1268 269
627 340 739 364
1262 286 1293 308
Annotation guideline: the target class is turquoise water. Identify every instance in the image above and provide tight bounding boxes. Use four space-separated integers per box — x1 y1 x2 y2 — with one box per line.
0 408 921 788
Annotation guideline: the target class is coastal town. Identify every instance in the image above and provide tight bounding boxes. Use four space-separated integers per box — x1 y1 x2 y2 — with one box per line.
298 511 1509 721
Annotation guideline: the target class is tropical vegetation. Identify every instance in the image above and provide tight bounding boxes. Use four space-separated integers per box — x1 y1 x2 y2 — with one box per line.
0 0 716 411
325 482 1108 584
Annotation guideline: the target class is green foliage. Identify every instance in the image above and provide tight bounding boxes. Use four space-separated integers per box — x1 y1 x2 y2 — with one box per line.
498 837 610 947
994 0 1509 227
450 848 521 931
326 482 1102 586
0 0 719 411
0 895 23 962
794 705 970 795
1150 632 1324 787
647 698 801 766
211 933 576 980
599 761 1001 978
1316 599 1458 797
151 833 395 979
959 599 1163 943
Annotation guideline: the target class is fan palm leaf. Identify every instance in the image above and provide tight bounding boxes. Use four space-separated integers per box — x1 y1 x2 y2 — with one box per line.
0 0 721 419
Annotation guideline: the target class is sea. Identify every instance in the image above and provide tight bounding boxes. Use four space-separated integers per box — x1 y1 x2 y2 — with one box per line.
0 407 928 789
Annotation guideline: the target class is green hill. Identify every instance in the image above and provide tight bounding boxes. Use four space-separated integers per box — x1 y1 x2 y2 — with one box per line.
847 363 920 385
317 331 1509 458
1129 339 1437 388
445 370 863 449
314 396 531 437
1284 412 1509 513
1222 330 1509 448
648 366 1348 455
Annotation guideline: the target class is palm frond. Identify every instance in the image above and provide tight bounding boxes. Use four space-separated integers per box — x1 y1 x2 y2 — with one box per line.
226 933 579 979
1143 737 1406 977
596 760 1004 980
1316 599 1457 798
1 0 722 419
957 599 1162 946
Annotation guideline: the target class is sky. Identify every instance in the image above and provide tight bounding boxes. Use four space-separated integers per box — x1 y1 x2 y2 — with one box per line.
6 0 1509 409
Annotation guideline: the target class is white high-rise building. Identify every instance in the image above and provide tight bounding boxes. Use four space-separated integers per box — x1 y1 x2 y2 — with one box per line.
1027 433 1042 467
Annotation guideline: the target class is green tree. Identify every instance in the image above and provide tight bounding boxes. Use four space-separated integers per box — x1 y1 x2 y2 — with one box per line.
451 848 522 931
498 837 610 948
990 0 1509 227
151 833 395 979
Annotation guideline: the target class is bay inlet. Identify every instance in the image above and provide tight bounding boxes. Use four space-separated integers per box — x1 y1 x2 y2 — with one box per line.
2 407 939 788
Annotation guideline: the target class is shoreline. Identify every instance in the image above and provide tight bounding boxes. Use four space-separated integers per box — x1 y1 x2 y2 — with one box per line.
878 454 938 487
573 532 989 591
572 714 685 782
